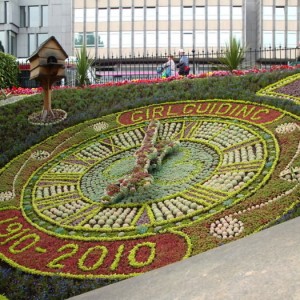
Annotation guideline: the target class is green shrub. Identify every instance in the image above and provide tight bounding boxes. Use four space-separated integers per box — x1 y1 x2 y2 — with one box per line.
218 37 246 71
0 69 299 169
0 52 19 89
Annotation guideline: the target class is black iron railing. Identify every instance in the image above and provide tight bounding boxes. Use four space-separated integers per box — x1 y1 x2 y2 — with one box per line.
18 47 300 87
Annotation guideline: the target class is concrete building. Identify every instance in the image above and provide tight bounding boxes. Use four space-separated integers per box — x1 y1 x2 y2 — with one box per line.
0 0 299 59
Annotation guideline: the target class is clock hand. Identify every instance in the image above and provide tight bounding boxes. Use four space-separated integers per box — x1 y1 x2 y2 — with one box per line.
102 120 180 204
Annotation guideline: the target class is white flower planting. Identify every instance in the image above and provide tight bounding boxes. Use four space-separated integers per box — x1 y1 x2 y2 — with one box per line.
50 162 86 173
275 122 299 134
31 150 50 160
36 184 76 198
210 125 254 149
203 171 255 192
0 190 14 202
210 215 244 239
77 142 112 160
222 142 264 165
92 121 109 132
42 200 87 221
83 207 138 229
151 196 203 221
194 122 227 140
112 129 144 148
158 122 182 140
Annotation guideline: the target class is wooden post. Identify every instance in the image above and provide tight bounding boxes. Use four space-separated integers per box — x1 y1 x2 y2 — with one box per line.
41 77 55 121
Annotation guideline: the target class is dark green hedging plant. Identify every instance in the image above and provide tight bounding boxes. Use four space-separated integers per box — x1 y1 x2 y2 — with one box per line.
0 69 299 169
0 52 19 89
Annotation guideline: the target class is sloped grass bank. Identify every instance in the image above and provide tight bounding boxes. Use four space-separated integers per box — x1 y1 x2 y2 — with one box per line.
1 70 299 169
0 70 299 300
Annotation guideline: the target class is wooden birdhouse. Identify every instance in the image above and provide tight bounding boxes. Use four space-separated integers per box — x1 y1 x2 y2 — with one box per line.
28 36 68 121
28 36 68 81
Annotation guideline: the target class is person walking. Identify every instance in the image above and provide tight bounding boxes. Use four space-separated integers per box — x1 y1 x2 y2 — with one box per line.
177 49 190 76
162 54 176 77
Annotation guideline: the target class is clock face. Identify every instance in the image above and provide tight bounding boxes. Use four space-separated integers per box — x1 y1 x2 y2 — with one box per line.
22 115 277 239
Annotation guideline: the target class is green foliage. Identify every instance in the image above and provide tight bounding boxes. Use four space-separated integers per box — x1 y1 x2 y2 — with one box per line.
0 69 299 169
0 261 114 300
0 52 19 89
218 37 246 71
75 45 93 86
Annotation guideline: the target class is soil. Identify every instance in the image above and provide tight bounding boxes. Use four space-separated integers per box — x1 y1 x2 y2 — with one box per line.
28 109 67 125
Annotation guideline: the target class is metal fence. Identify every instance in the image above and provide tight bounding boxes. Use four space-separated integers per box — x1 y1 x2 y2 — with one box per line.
18 46 300 88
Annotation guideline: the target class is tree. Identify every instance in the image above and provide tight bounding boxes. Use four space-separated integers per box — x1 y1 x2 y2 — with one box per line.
218 37 246 72
0 52 19 97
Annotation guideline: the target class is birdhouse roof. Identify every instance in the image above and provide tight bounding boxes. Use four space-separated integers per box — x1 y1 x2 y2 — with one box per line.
28 36 68 61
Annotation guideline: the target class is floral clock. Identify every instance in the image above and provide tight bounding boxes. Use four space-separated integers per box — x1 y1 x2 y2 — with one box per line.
0 99 299 279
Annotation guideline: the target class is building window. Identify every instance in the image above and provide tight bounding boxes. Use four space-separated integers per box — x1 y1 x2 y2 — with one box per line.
110 7 119 22
86 9 95 22
159 31 168 48
275 6 285 21
86 32 95 47
232 31 242 44
98 8 107 22
220 31 230 47
122 31 131 48
134 31 144 48
75 9 84 23
29 6 39 27
2 1 8 23
38 33 48 46
263 31 273 47
159 7 168 21
287 7 297 21
42 6 48 27
275 31 285 47
287 31 296 47
146 31 156 48
110 32 120 48
207 6 218 20
171 6 180 21
195 31 205 48
232 6 242 20
20 6 26 27
195 6 205 20
183 32 193 48
98 32 106 48
74 32 83 47
263 6 272 20
146 7 156 21
220 6 230 20
122 7 132 21
183 6 193 21
29 33 36 55
170 31 180 48
207 31 217 48
134 7 144 21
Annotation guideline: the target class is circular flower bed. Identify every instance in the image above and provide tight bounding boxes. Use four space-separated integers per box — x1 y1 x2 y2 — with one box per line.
0 98 299 280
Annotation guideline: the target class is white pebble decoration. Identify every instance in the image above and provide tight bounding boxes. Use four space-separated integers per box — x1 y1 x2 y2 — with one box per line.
210 215 244 239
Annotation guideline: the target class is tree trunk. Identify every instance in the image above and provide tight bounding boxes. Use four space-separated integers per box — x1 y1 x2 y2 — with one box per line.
41 78 54 121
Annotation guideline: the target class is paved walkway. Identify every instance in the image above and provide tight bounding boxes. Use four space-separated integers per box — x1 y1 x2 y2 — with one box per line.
69 216 300 300
0 95 28 107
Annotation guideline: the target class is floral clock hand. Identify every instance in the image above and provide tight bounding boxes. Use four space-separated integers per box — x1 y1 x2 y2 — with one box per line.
102 120 180 204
